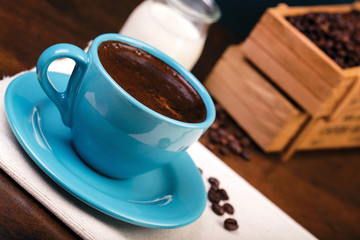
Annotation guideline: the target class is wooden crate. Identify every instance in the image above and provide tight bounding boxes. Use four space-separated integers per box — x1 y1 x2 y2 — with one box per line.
242 3 360 118
205 45 308 152
205 3 360 159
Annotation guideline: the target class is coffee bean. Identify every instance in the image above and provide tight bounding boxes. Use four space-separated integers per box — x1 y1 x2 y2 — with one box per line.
218 146 229 155
217 112 227 122
234 130 243 140
209 130 220 144
208 189 220 203
210 184 219 191
218 128 228 138
215 103 222 113
223 203 235 214
226 133 236 142
287 10 360 68
217 188 229 200
205 143 216 152
240 136 250 147
205 101 252 161
224 218 239 231
220 136 229 146
228 141 242 154
211 203 225 216
209 121 219 130
240 151 251 161
208 177 219 186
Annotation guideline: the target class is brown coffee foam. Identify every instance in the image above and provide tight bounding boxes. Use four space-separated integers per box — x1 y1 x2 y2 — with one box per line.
98 40 206 123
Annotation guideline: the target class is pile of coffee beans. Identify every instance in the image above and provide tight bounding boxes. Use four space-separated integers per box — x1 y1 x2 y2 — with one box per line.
204 102 252 161
287 10 360 68
207 177 239 231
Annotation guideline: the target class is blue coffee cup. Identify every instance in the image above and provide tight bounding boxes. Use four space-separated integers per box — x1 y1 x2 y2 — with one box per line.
36 33 215 179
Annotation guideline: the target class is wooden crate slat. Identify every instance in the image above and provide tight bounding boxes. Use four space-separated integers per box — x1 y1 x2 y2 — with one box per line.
275 3 358 16
318 76 356 117
329 77 360 120
205 45 307 152
242 37 323 115
249 22 333 101
341 88 360 113
222 46 303 123
261 8 344 87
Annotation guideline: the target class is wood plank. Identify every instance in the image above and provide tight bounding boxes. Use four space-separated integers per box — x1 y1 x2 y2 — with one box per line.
318 75 356 117
327 77 360 118
205 45 307 152
242 37 323 115
260 8 343 87
330 77 360 120
249 22 333 101
273 2 359 16
269 112 308 152
281 117 315 161
343 65 360 78
222 45 305 125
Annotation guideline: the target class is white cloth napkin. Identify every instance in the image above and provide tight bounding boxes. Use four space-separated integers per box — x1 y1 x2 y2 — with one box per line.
0 60 317 240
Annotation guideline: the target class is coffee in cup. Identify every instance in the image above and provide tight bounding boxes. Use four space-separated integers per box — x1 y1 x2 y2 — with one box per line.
97 40 207 123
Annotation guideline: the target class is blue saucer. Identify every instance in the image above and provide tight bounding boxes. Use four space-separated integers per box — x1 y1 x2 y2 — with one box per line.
4 72 206 229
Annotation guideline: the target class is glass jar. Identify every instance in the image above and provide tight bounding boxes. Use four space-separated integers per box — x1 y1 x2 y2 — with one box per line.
120 0 221 70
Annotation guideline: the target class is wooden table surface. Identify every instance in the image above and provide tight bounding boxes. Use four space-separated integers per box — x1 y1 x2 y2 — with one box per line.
0 1 359 239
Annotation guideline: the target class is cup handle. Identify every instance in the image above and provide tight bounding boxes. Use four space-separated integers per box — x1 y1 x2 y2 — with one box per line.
36 44 89 127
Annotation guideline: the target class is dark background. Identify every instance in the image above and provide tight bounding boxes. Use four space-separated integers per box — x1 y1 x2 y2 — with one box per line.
217 0 353 39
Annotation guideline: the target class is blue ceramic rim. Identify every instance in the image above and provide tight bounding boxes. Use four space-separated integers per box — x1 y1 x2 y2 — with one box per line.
89 33 215 129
